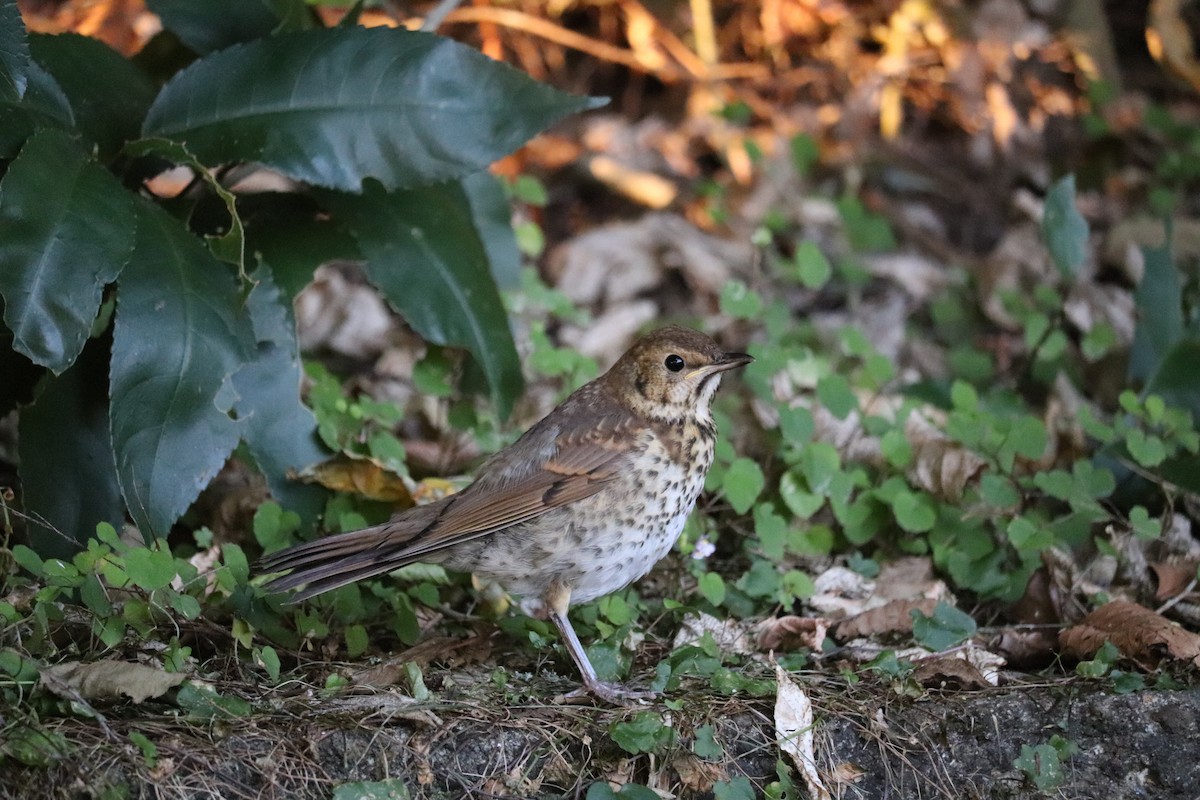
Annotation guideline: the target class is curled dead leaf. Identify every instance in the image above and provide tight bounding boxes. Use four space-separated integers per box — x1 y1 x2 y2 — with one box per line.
1059 600 1200 669
1151 561 1199 602
911 655 990 691
672 752 728 791
755 616 829 652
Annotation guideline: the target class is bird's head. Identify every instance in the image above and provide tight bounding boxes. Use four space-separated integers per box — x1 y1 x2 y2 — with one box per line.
605 325 753 422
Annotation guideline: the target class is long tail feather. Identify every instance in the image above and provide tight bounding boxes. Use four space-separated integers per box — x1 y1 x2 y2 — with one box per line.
258 522 422 600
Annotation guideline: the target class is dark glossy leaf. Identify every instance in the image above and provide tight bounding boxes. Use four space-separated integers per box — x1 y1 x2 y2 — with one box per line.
0 61 73 158
142 27 605 192
0 129 135 372
462 171 521 291
125 138 245 273
0 0 29 101
245 213 358 300
1129 241 1183 383
146 0 309 55
325 180 522 416
18 338 122 558
233 263 328 524
110 200 254 539
28 34 156 159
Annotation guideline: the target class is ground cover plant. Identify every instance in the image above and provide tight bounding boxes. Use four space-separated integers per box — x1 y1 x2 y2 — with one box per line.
2 1 1200 798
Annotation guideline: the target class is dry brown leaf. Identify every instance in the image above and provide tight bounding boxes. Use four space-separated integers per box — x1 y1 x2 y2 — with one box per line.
755 616 829 652
1059 600 1200 669
911 654 991 691
874 557 942 600
672 752 727 792
1152 561 1199 601
295 455 415 504
834 597 939 641
41 660 185 704
904 414 988 501
808 565 876 618
993 630 1057 668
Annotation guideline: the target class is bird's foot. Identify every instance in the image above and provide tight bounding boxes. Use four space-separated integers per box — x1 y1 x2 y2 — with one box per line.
558 679 656 706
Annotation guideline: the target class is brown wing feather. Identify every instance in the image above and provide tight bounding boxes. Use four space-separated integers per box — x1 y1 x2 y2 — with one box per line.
398 415 638 553
259 408 643 600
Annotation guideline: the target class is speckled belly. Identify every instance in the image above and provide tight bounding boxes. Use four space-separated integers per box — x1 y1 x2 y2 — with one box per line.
441 443 707 606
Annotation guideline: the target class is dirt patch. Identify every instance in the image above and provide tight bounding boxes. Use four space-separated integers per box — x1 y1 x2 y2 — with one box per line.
4 676 1198 799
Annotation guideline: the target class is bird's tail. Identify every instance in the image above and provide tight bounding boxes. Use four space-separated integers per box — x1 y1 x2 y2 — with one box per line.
258 521 427 601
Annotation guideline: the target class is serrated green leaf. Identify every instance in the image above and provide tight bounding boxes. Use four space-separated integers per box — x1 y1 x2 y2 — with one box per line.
125 137 247 273
0 60 74 157
147 0 308 55
0 56 75 155
462 171 521 291
28 34 155 158
232 263 328 522
324 180 522 417
0 129 135 372
1042 174 1088 278
143 27 604 192
110 200 253 538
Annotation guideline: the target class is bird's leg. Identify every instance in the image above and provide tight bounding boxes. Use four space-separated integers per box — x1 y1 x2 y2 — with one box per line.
543 579 655 704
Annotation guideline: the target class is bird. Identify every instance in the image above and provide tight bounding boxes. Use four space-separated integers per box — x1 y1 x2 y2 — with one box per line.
258 325 753 703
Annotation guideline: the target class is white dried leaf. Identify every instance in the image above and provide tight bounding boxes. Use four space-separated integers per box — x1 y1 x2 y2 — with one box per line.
774 663 829 800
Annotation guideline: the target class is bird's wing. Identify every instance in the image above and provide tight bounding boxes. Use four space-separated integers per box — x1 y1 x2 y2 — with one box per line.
260 410 644 599
393 414 640 558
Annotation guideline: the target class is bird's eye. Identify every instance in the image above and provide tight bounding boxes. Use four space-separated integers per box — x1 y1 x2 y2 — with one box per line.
664 354 685 372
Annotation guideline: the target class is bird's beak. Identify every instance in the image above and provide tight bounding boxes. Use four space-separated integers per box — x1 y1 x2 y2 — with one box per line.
687 352 753 380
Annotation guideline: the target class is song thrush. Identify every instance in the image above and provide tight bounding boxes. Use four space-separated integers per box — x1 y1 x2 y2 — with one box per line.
259 325 752 702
